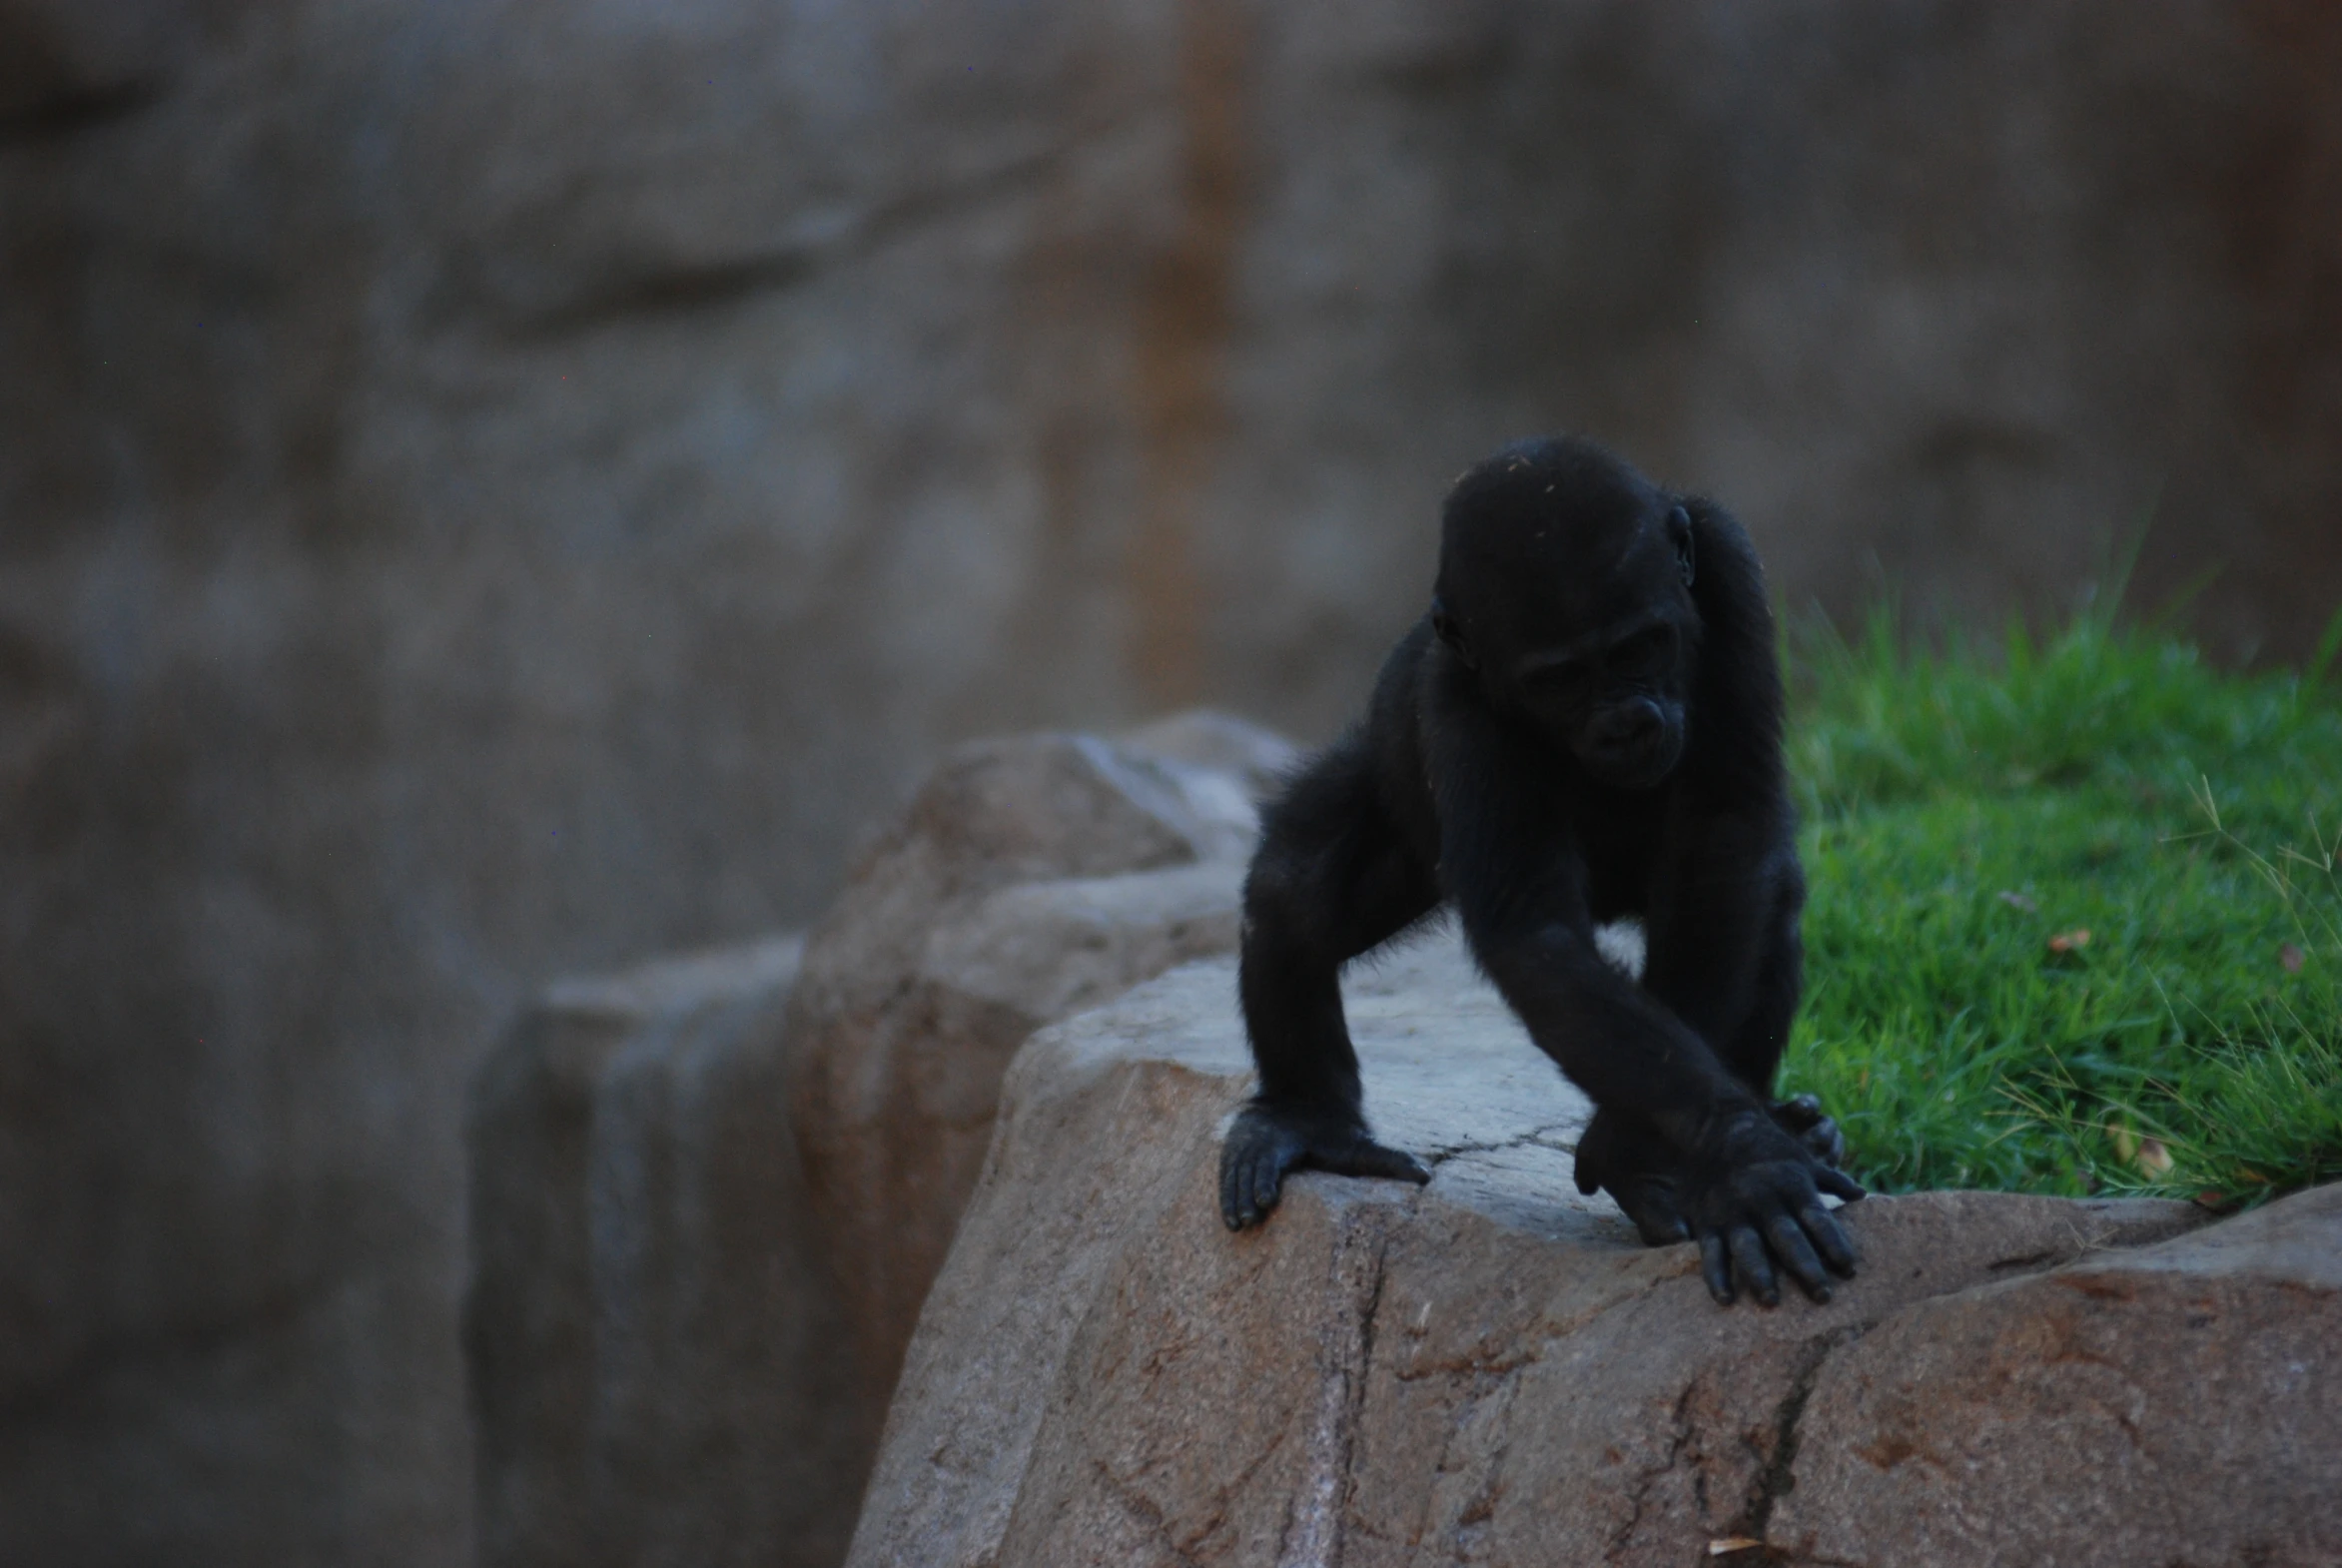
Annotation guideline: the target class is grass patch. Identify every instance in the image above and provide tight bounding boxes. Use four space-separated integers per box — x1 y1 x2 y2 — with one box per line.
1781 603 2342 1206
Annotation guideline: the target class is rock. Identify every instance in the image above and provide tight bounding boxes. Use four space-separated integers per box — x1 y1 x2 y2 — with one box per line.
463 935 866 1568
846 936 2335 1568
1121 709 1302 802
1771 1182 2342 1567
469 721 1273 1568
784 726 1266 1442
0 0 200 125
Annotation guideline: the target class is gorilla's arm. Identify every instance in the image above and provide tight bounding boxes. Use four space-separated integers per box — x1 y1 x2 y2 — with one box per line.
1639 810 1804 1082
1427 694 1859 1304
1217 691 1442 1230
1426 694 1752 1123
1643 496 1845 1150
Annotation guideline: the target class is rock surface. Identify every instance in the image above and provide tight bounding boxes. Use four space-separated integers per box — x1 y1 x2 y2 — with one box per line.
1772 1185 2342 1567
469 722 1279 1568
784 726 1279 1452
849 938 2336 1568
464 934 865 1568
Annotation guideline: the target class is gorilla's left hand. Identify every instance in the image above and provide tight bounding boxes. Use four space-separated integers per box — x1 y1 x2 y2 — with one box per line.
1572 1106 1695 1245
1678 1105 1863 1306
1574 1095 1854 1260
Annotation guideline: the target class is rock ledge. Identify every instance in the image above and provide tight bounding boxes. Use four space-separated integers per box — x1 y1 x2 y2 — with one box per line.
849 937 2340 1568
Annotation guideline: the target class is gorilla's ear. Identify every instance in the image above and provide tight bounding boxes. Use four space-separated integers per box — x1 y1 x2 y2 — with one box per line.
1430 596 1477 669
1666 503 1695 588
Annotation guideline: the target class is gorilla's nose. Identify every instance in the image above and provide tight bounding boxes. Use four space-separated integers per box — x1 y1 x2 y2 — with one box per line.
1592 699 1663 751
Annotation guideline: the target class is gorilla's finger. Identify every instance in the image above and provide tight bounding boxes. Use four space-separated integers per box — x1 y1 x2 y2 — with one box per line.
1729 1224 1779 1307
1219 1149 1248 1229
1809 1120 1847 1169
1816 1167 1867 1202
1573 1159 1603 1196
1771 1096 1846 1168
1699 1232 1734 1304
1248 1146 1289 1223
1765 1211 1833 1302
1617 1181 1691 1246
1229 1150 1264 1228
1800 1200 1858 1277
1636 1205 1693 1248
1776 1093 1825 1128
1340 1139 1430 1184
1572 1112 1620 1194
1220 1122 1270 1227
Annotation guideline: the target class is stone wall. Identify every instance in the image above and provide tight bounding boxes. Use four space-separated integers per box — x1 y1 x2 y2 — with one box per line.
5 2 2341 1562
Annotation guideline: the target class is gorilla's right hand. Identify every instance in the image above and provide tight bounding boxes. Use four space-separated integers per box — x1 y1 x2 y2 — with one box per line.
1680 1105 1864 1307
1770 1092 1848 1169
1218 1100 1429 1229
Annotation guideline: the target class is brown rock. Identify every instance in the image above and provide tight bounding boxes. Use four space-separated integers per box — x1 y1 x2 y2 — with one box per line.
785 727 1264 1427
1121 709 1302 802
0 0 211 124
1771 1182 2342 1567
468 722 1273 1568
463 935 866 1568
843 937 2326 1568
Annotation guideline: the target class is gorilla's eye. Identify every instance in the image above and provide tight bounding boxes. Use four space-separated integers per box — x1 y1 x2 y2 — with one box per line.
1606 625 1676 678
1523 659 1597 710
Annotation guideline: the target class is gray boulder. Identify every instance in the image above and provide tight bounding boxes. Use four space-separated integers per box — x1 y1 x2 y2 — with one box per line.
468 719 1280 1568
849 938 2335 1568
464 935 856 1568
1773 1186 2342 1566
783 725 1277 1450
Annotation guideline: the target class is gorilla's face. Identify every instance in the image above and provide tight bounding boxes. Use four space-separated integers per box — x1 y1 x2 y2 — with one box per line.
1432 443 1699 791
1513 587 1693 790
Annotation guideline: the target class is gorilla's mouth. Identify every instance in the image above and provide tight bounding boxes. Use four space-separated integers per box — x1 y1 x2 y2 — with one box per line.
1580 728 1684 790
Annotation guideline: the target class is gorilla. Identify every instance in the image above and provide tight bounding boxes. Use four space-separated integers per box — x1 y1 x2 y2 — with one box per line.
1218 435 1861 1306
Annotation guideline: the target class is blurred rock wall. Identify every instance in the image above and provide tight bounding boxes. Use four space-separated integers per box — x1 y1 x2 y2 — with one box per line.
2 1 2338 1563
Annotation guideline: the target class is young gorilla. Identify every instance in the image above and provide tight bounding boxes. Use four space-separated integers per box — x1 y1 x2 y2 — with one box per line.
1220 436 1862 1306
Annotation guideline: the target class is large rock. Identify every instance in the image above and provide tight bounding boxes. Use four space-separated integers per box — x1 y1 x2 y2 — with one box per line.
468 721 1282 1568
9 3 2342 1561
784 724 1283 1446
848 939 2335 1568
462 935 860 1568
1771 1186 2342 1566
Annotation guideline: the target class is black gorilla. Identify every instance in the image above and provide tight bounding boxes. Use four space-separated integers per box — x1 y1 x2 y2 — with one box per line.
1218 436 1861 1306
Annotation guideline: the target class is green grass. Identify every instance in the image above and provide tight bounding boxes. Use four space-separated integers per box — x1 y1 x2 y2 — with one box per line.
1780 602 2342 1207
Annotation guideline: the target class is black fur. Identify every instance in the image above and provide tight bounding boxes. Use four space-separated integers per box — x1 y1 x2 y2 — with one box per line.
1219 436 1861 1306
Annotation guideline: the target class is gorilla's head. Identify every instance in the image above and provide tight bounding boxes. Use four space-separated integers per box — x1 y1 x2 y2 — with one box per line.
1431 437 1700 791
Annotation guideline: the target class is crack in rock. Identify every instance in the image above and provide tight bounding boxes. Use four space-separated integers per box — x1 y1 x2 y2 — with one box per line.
1276 1205 1392 1568
1742 1323 1871 1552
1607 1379 1699 1563
1417 1122 1582 1168
1093 1456 1214 1568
